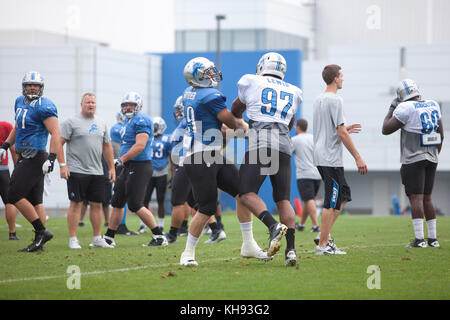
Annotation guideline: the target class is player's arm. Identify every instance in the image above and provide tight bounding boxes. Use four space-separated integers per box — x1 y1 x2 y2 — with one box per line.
57 138 70 179
337 124 368 175
9 143 18 165
102 142 116 183
437 119 444 153
289 114 296 131
231 97 246 119
382 99 404 135
0 126 17 162
120 132 149 163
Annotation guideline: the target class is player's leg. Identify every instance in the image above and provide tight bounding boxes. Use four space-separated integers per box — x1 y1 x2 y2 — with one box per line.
87 175 112 247
104 166 127 246
155 175 168 231
65 173 85 248
79 200 88 226
0 170 18 239
422 161 439 247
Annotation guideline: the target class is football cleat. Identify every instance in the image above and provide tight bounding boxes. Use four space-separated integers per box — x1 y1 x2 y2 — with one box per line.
143 235 168 247
295 223 304 231
427 238 440 248
18 229 53 252
116 224 139 235
89 238 114 248
69 238 82 249
103 235 116 247
177 225 188 237
267 223 288 257
180 251 198 266
137 225 147 234
165 233 178 244
9 233 19 240
315 245 336 255
406 238 427 248
204 229 226 244
78 221 85 227
285 249 298 267
310 226 320 233
240 241 273 261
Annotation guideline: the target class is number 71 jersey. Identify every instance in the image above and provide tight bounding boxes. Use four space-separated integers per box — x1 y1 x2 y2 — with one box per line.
237 74 303 126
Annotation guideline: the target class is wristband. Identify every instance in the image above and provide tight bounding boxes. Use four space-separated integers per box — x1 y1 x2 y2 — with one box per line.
1 142 10 150
60 163 66 167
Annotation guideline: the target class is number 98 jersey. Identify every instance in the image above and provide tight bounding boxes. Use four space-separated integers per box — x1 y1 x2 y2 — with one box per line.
237 74 303 126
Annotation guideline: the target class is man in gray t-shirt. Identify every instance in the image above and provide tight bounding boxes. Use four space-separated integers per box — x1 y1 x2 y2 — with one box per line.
292 119 321 232
57 93 115 249
313 64 367 256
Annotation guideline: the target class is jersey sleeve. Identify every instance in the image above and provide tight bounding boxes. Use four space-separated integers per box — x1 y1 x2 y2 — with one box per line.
134 115 152 136
393 103 410 125
330 96 345 127
204 93 227 117
38 100 58 121
237 74 252 104
60 118 72 141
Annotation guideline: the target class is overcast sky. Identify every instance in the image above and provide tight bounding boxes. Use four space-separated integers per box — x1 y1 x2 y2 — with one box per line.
0 0 175 53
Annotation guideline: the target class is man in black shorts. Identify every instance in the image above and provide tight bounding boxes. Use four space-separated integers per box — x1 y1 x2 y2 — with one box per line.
58 93 116 249
382 78 443 248
313 65 367 255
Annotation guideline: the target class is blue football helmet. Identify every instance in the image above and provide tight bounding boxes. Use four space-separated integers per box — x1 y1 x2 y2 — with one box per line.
183 57 222 88
173 96 184 123
153 117 167 136
121 92 143 119
22 71 44 100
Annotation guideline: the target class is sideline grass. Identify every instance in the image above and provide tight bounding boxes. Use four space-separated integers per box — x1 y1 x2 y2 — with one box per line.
0 214 449 300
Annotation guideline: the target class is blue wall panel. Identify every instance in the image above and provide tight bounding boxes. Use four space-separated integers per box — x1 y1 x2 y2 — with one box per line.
155 50 302 215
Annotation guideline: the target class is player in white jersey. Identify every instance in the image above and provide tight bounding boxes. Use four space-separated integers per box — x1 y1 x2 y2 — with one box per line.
382 79 443 248
232 52 302 266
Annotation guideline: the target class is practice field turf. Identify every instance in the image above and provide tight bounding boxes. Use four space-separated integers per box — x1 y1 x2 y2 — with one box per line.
0 214 448 300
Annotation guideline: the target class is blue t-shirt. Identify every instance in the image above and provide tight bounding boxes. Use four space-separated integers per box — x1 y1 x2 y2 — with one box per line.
182 87 227 153
119 114 153 161
110 122 123 143
151 134 172 171
14 96 58 150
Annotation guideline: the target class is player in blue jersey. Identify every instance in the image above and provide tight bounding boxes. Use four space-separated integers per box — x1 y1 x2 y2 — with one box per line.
178 57 271 266
0 71 61 252
142 116 172 231
103 92 167 247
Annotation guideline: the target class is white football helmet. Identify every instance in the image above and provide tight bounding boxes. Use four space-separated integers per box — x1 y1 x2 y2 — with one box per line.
115 111 124 123
121 92 143 119
256 52 287 80
153 117 167 136
173 96 184 123
397 79 421 102
22 71 44 100
183 57 222 88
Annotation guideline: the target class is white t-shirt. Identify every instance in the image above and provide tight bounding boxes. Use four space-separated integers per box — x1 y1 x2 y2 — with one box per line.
292 133 321 180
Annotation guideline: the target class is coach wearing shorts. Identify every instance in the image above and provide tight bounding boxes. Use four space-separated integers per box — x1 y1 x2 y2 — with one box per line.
58 92 115 249
292 119 320 232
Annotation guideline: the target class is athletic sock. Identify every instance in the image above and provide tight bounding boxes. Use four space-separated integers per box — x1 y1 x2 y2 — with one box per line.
426 219 437 239
285 228 295 251
185 233 199 254
240 222 254 242
258 210 278 229
158 218 164 229
31 218 45 232
105 228 116 238
412 218 424 239
151 226 163 236
69 236 78 242
93 235 102 242
181 220 188 228
169 226 179 237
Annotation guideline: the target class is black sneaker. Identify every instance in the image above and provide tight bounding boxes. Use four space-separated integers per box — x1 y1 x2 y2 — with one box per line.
310 226 320 233
267 223 288 257
9 233 19 240
177 226 188 236
406 238 427 248
204 229 226 244
144 235 168 247
165 233 178 243
116 224 139 235
427 238 440 247
295 223 304 231
18 229 53 252
78 221 85 227
104 222 109 227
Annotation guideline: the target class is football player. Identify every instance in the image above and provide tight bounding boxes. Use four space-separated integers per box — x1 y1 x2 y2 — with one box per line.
231 52 302 266
0 71 60 252
382 79 443 248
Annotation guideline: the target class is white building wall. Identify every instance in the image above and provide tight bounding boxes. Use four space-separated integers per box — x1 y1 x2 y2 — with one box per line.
0 45 162 210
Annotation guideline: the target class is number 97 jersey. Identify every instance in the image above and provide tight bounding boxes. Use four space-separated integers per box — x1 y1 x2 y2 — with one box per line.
237 74 303 126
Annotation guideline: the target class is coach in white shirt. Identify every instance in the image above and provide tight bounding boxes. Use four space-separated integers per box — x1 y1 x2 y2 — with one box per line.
292 118 321 232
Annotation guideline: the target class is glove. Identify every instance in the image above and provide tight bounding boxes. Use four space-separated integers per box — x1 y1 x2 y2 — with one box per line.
0 142 10 161
42 152 57 175
390 97 401 110
114 158 124 168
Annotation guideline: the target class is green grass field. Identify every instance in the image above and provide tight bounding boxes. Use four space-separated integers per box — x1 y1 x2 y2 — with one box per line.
0 214 449 300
